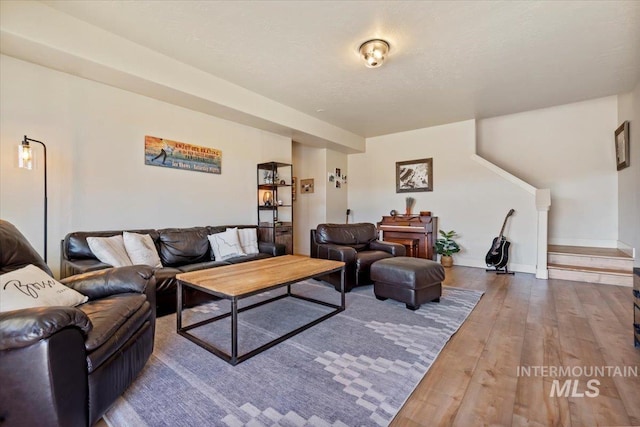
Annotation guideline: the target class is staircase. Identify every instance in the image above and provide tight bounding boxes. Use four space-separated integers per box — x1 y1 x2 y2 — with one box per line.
548 245 634 287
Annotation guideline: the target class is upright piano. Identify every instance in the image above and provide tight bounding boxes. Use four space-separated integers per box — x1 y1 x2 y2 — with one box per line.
377 214 438 260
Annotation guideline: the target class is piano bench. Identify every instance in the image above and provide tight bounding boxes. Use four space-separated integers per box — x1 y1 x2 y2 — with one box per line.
371 257 444 310
384 238 419 257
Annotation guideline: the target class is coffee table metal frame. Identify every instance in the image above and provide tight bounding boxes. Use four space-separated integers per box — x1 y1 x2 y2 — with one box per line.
176 263 345 365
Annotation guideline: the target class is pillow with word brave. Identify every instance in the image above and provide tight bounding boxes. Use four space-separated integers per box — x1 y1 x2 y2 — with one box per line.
226 227 260 255
208 229 246 261
123 231 163 268
87 235 133 267
0 264 88 313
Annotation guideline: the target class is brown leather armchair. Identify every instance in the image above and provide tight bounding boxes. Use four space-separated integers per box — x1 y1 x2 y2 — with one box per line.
0 220 156 427
310 223 405 292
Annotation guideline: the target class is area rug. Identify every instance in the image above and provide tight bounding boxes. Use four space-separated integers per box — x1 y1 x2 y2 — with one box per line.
104 280 483 427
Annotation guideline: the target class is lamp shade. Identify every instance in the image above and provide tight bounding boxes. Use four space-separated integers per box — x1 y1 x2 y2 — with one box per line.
263 190 273 205
18 144 33 169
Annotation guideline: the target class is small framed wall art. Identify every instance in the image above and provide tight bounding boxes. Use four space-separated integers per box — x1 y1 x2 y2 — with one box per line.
300 178 314 193
615 121 630 171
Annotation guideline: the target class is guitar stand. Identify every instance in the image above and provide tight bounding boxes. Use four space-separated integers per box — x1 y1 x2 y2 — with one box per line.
486 266 515 275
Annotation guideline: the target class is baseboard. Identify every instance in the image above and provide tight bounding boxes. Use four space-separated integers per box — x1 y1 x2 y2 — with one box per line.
536 268 549 279
548 238 618 248
617 240 635 258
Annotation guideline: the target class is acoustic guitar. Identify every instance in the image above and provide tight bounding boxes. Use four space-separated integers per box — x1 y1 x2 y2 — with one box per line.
485 209 515 269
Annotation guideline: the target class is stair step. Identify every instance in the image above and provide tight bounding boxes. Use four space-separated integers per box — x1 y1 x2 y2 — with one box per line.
548 253 633 270
548 245 632 259
547 245 634 285
547 263 631 275
548 263 633 287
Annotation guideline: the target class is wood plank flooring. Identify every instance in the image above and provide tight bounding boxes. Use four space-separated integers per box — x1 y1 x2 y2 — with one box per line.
390 266 640 427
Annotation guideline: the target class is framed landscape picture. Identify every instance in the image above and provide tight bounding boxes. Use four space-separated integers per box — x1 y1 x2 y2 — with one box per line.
615 121 630 171
396 158 433 193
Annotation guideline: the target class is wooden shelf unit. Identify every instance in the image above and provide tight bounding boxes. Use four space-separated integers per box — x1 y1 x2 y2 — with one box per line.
257 162 293 254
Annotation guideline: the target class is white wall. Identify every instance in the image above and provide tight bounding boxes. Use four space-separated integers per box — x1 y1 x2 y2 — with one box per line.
618 83 640 266
292 143 326 255
477 96 619 247
325 150 348 224
292 145 349 255
0 55 291 276
348 120 538 273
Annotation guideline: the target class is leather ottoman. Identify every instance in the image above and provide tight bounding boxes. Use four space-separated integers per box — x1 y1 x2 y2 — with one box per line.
370 257 445 310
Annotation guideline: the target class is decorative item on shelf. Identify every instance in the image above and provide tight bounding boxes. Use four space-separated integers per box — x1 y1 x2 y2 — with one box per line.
435 230 461 268
390 209 397 217
18 135 48 262
277 200 283 206
263 170 272 184
405 197 415 215
280 179 286 185
263 191 273 206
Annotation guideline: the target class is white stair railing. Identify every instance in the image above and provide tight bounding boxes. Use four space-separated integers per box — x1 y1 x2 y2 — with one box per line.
471 154 551 279
536 189 551 279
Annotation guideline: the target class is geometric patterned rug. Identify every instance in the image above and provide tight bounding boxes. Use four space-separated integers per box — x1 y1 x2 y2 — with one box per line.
104 280 483 427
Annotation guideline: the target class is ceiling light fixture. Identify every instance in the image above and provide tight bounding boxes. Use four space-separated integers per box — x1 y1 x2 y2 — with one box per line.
359 39 390 68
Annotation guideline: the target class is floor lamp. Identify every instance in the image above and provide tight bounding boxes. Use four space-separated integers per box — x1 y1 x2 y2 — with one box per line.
18 135 48 263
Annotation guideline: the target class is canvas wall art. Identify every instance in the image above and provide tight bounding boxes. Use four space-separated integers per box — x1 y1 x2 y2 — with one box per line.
144 135 222 174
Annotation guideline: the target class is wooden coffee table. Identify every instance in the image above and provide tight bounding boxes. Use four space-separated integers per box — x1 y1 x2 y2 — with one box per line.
175 255 345 365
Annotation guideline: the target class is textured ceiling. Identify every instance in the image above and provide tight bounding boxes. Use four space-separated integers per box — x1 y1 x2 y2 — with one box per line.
43 0 640 138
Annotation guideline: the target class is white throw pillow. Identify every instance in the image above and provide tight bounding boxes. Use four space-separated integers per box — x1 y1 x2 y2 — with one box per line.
227 227 259 255
87 235 133 267
123 231 163 268
208 229 246 261
0 265 88 312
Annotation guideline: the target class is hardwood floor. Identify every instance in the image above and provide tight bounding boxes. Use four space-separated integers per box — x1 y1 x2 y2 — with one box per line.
391 266 640 427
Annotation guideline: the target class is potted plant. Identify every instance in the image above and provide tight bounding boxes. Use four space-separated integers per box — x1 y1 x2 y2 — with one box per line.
435 230 460 268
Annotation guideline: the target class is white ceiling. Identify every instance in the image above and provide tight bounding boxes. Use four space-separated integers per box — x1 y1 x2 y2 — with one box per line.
42 0 640 138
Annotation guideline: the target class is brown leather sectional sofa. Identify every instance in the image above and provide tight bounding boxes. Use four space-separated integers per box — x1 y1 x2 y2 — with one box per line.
61 225 285 315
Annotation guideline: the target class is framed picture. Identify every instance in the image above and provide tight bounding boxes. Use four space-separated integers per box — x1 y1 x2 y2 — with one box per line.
300 178 314 193
144 136 222 174
615 121 630 171
292 177 297 201
396 158 433 193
